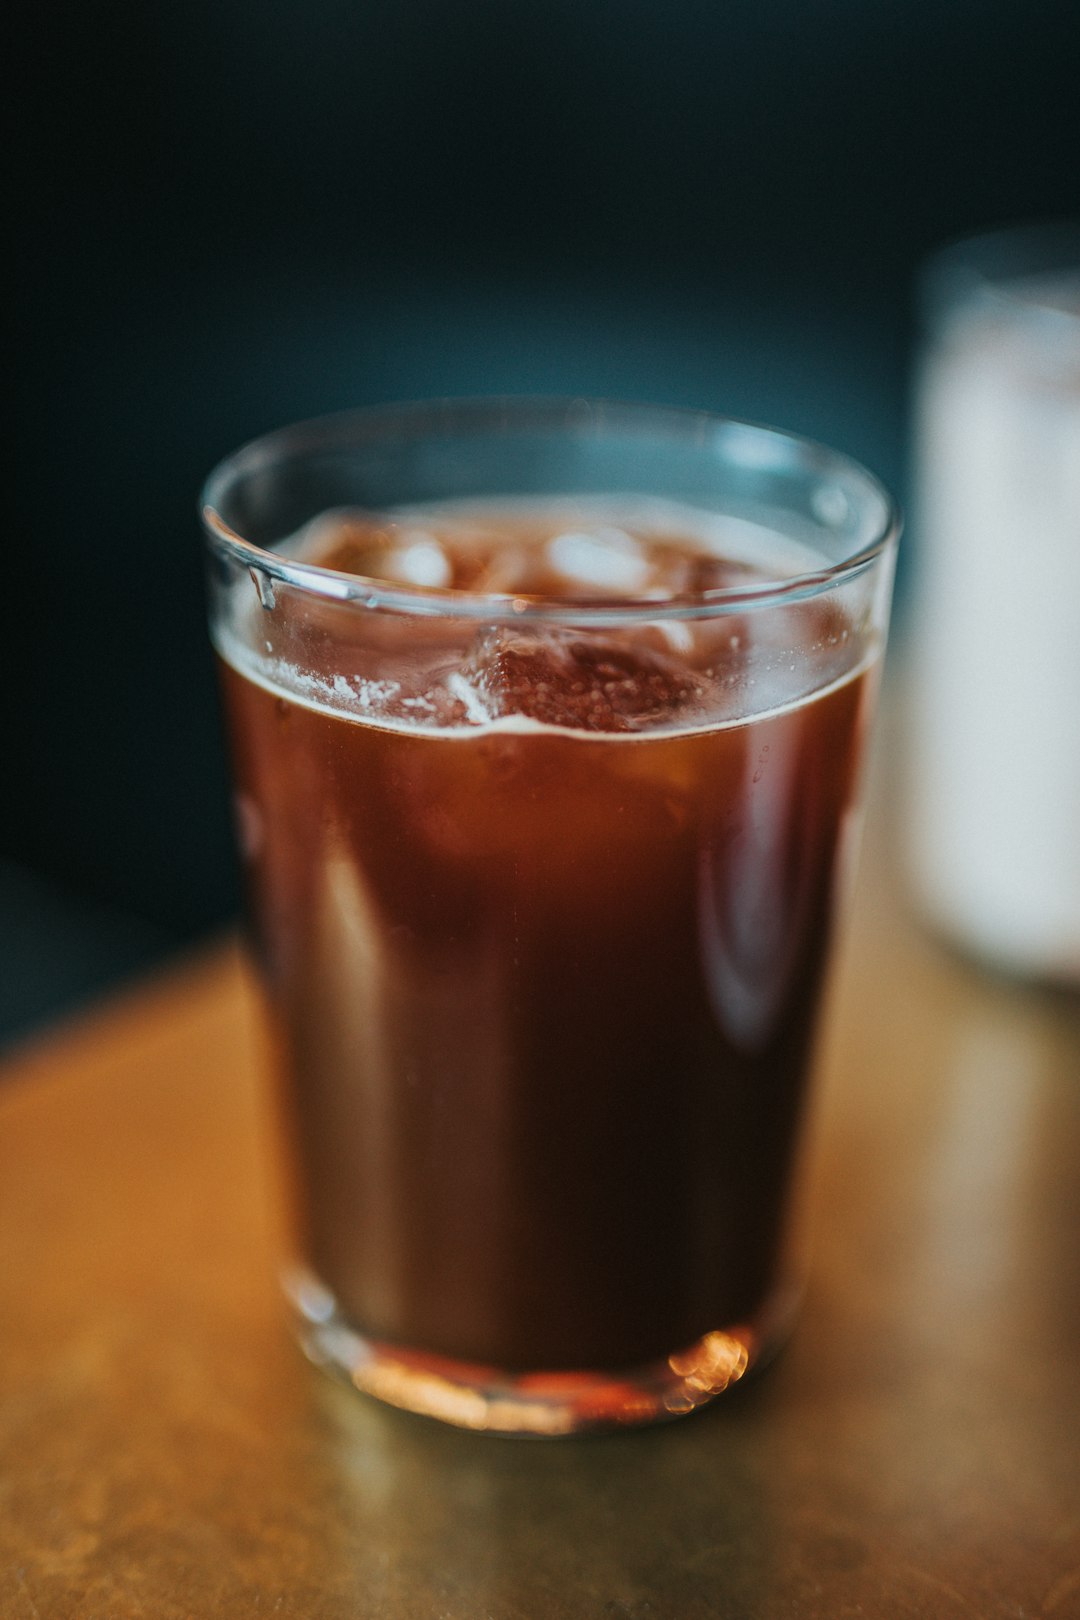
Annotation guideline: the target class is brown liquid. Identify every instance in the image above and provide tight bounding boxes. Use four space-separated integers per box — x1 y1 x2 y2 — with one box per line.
219 507 876 1373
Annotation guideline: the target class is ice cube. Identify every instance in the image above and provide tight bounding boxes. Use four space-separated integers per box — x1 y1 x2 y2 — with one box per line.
459 628 717 732
291 511 401 579
384 533 453 588
285 515 457 590
463 545 531 596
546 529 653 596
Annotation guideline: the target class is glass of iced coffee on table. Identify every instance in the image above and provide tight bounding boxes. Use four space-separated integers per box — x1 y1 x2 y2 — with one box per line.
202 399 898 1434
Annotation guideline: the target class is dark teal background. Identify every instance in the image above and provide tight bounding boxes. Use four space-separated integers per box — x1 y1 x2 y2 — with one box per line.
7 0 1079 1039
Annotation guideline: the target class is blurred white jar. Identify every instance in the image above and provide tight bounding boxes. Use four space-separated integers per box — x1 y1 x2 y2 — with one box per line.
909 224 1080 983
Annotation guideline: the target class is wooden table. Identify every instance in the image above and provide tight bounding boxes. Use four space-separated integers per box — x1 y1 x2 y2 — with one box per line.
2 775 1079 1619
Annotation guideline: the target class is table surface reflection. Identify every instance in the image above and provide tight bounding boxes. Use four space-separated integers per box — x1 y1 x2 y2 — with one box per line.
2 753 1079 1619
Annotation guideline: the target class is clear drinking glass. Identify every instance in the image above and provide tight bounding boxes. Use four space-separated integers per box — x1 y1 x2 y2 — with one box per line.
202 398 898 1434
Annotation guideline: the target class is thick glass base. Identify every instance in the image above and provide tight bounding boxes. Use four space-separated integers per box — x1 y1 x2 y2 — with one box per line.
286 1268 799 1435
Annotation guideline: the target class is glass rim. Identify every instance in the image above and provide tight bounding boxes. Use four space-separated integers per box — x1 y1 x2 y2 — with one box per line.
200 396 901 625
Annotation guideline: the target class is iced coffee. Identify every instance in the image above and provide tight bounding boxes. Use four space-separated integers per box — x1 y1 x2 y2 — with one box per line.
204 404 897 1433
